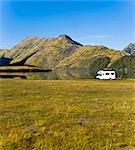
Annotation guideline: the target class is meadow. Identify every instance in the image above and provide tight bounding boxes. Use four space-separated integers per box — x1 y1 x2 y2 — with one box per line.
0 79 134 149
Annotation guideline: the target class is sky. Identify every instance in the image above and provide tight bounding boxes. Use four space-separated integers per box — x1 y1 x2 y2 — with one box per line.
0 0 135 50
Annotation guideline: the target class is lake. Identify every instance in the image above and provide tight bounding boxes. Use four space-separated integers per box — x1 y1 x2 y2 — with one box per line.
0 69 97 80
0 69 133 79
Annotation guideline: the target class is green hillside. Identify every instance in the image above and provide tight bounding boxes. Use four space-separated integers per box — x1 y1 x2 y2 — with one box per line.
110 55 135 78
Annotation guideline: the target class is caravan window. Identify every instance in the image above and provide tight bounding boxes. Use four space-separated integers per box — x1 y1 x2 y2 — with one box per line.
111 73 114 75
105 73 109 75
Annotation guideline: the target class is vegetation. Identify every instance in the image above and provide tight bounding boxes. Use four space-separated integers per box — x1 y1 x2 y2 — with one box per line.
88 56 110 70
56 45 128 69
0 79 134 149
110 55 135 78
3 35 82 68
1 35 134 78
0 49 8 56
1 35 128 69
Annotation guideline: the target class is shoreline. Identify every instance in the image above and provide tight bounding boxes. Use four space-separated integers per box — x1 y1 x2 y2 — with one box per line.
0 66 52 72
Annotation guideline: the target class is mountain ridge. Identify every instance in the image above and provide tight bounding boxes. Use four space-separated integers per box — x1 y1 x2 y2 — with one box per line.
122 42 135 54
0 34 134 78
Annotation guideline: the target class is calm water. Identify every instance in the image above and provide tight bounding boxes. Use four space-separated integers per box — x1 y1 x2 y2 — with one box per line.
0 69 97 80
0 69 134 79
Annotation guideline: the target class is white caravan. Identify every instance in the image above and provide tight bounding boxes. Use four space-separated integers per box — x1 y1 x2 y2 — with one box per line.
96 70 116 80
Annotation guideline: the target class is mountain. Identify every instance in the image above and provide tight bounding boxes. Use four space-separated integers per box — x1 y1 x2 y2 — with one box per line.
0 49 9 56
122 42 135 54
1 34 134 78
1 35 128 69
0 49 10 65
56 45 127 69
3 35 82 68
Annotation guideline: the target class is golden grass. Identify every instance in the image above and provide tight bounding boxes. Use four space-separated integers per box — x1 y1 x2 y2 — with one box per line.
0 66 40 70
0 79 135 149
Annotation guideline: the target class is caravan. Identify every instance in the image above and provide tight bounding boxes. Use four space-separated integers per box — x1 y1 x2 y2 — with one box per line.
96 70 116 80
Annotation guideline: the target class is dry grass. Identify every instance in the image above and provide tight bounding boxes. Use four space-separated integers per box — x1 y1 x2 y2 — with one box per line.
0 79 135 149
0 66 39 70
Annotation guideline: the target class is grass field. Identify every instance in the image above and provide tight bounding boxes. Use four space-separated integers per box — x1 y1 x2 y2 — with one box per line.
0 79 135 149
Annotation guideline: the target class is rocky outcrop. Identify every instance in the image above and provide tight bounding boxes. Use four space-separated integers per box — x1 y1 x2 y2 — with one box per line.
122 43 135 54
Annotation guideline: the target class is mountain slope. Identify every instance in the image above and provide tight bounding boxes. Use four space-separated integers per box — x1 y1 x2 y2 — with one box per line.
0 49 9 56
122 42 135 54
56 45 128 70
0 35 131 72
3 35 82 68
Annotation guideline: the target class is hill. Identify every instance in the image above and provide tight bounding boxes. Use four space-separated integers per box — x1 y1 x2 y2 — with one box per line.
3 35 82 68
1 35 134 78
110 55 135 78
1 35 128 69
0 49 9 56
56 45 128 70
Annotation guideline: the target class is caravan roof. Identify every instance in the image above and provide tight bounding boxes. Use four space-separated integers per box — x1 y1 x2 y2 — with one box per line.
97 70 115 74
